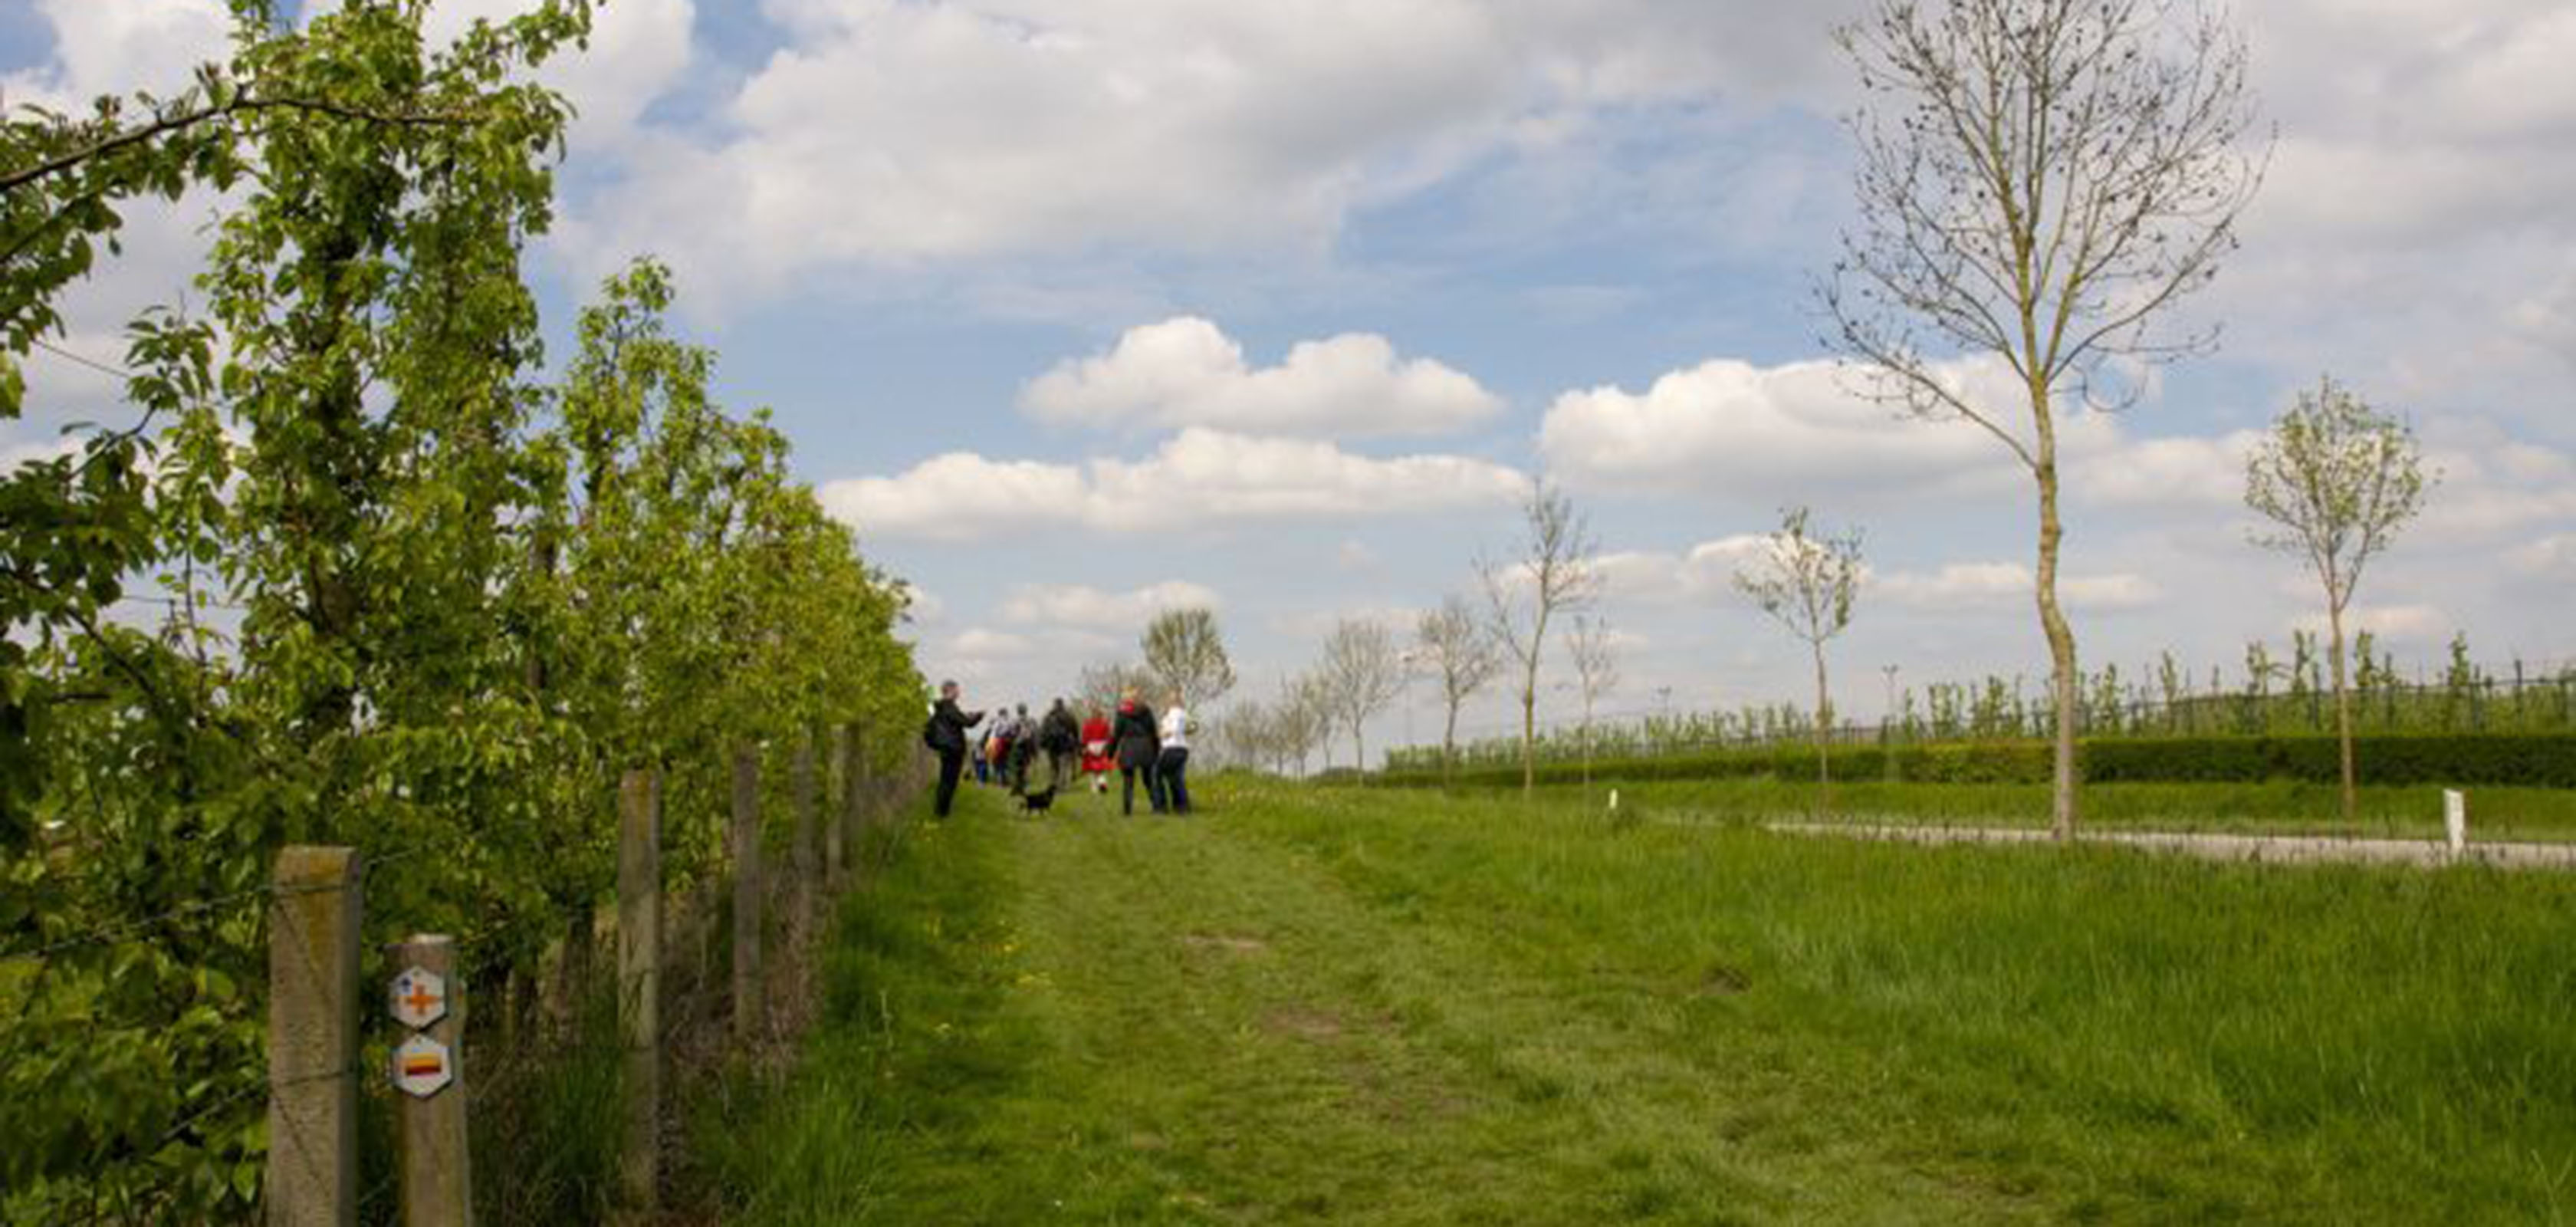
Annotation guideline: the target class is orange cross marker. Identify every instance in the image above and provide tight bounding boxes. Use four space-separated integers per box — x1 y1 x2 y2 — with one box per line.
403 981 440 1017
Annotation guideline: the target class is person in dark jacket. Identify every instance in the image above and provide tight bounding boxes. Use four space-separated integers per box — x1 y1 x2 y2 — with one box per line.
924 680 984 817
1039 698 1082 798
1111 687 1162 815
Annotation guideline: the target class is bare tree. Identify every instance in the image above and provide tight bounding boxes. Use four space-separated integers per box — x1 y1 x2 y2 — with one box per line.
1823 0 2265 839
1414 595 1502 788
1142 607 1237 709
1566 615 1622 794
2245 377 2431 831
1265 673 1330 776
1478 482 1602 797
1316 618 1405 781
1076 660 1160 715
1734 506 1865 816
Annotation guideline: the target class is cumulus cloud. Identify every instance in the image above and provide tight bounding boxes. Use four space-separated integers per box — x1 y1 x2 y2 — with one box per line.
1592 537 1764 603
818 428 1529 542
999 581 1222 630
1020 317 1500 438
2294 604 2452 645
1876 563 2164 614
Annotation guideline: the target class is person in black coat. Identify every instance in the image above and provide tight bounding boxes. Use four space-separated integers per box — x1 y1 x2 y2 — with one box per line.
1111 688 1163 815
923 680 984 817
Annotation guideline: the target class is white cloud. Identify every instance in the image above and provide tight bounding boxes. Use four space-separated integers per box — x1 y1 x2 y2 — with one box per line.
2295 604 2452 645
1020 317 1500 438
1876 563 2164 614
819 428 1530 542
2508 536 2576 583
999 581 1222 630
1593 537 1764 604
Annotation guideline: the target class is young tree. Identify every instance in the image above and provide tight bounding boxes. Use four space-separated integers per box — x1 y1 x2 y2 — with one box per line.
1734 506 1865 814
1566 616 1622 794
1142 607 1236 709
1414 595 1503 788
1479 482 1602 797
1317 619 1405 781
1277 673 1332 775
1823 0 2265 839
2244 377 2431 830
1077 660 1161 715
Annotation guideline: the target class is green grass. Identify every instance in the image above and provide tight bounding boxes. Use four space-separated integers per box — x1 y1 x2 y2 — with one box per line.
1514 775 2576 842
705 776 2576 1224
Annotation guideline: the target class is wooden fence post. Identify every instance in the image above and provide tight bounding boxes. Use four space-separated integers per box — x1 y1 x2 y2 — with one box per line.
791 735 817 941
616 770 661 1217
731 743 764 1043
828 724 853 887
389 935 470 1225
268 847 362 1227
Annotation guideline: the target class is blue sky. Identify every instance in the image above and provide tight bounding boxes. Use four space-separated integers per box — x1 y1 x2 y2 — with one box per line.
8 0 2574 758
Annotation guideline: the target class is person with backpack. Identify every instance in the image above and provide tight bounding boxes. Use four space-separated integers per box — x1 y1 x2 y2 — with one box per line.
1040 698 1082 799
1112 687 1162 815
922 681 984 817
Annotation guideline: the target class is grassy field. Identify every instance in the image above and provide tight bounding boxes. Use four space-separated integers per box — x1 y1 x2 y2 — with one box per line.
698 777 2576 1224
1518 775 2576 842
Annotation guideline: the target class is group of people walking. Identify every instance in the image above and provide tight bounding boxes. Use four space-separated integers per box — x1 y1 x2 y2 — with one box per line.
924 680 1194 819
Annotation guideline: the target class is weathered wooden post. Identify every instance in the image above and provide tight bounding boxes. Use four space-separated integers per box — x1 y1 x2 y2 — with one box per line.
616 770 661 1216
827 724 853 887
791 734 818 942
268 846 362 1227
731 743 764 1043
389 935 470 1225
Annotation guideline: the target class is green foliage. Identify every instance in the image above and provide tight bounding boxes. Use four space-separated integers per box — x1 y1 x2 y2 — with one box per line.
1 6 922 1222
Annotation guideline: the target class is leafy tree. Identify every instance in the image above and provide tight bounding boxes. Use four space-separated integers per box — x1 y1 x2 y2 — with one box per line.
1478 482 1600 797
1414 594 1501 788
1822 0 2266 839
2244 377 2432 828
1142 607 1237 709
1734 506 1864 815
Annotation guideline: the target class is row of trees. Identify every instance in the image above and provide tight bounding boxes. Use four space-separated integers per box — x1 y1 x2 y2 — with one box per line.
3 5 924 1220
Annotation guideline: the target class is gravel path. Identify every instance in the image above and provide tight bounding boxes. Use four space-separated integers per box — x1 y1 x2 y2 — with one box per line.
1766 821 2576 870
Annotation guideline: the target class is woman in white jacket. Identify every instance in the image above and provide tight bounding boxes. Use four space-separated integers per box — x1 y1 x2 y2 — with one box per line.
1156 692 1194 815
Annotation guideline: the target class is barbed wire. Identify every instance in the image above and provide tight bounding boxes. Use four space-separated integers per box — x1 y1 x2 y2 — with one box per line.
3 840 446 963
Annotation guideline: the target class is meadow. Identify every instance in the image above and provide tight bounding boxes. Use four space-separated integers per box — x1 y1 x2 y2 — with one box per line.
698 777 2576 1224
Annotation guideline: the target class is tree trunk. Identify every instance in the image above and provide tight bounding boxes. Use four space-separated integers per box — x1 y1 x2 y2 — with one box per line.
1812 640 1832 821
2035 458 2082 841
1520 672 1537 798
2329 602 2356 832
1352 725 1367 785
1442 698 1460 791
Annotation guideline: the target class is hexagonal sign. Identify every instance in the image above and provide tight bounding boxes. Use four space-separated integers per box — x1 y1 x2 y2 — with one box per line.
393 1035 454 1099
389 965 447 1031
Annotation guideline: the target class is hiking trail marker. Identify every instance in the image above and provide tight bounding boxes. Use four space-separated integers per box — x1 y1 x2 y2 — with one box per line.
391 965 448 1031
393 1034 454 1099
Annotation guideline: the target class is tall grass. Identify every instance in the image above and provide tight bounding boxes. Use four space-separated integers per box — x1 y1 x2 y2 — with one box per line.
1230 786 2576 1222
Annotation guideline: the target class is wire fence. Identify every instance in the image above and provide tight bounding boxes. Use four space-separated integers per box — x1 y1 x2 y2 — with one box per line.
1388 666 2576 773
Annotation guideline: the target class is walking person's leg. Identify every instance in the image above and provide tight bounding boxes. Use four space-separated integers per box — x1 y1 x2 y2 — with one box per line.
935 749 964 817
1162 747 1191 814
1121 765 1138 815
1147 754 1168 813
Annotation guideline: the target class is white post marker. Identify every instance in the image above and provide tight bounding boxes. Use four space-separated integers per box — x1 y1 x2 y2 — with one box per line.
391 965 449 1031
393 1034 455 1099
2443 789 2467 856
1608 789 1620 812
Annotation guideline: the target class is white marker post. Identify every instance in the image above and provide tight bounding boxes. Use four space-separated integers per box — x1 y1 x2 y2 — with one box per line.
2443 790 2468 857
1608 789 1620 813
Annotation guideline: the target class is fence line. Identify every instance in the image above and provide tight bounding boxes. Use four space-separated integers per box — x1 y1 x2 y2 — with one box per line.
1392 669 2576 772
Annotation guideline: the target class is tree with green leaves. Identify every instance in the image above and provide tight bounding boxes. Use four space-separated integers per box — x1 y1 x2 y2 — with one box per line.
2244 377 2432 830
1822 0 2266 839
1734 506 1864 815
1142 607 1237 709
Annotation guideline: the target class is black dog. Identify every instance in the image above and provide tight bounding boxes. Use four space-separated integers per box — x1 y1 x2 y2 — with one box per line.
1020 786 1056 814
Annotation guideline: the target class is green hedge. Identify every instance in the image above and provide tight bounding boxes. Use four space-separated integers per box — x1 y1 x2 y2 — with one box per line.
1382 733 2576 791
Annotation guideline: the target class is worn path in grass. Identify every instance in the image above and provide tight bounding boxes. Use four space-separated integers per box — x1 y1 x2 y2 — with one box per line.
713 781 2576 1225
1763 821 2576 869
712 784 2031 1224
